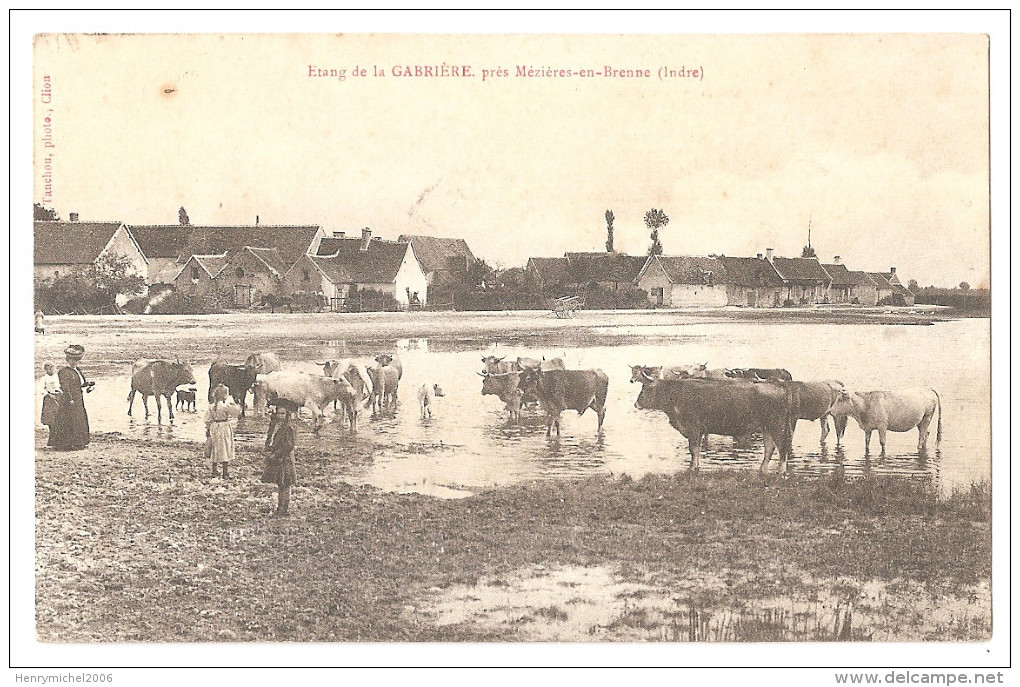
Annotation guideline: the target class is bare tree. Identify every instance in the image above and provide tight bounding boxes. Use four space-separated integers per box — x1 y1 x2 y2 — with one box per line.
644 208 669 256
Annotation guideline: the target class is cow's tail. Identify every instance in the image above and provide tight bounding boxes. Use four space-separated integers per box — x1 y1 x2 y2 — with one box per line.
933 388 942 449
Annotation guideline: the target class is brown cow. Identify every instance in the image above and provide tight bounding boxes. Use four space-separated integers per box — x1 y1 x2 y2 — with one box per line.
127 359 197 422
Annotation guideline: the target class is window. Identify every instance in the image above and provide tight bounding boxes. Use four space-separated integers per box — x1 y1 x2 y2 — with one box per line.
192 267 200 280
302 268 310 281
236 267 245 278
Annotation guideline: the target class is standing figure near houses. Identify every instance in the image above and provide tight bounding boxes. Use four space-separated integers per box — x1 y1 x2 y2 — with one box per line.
263 399 298 517
48 345 94 451
205 384 241 478
38 362 61 429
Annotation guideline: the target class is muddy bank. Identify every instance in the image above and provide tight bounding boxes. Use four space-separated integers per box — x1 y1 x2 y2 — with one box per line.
35 433 990 642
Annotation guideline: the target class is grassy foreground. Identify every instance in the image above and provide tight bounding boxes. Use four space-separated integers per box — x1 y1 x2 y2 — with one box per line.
35 433 991 642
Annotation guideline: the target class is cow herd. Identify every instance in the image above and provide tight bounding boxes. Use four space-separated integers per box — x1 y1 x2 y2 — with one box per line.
125 351 944 477
483 357 943 475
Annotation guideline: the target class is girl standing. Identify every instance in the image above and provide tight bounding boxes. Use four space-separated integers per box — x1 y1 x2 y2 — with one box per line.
205 383 240 478
263 401 298 516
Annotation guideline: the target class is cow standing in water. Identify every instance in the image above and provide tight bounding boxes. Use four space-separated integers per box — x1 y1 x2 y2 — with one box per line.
517 367 609 437
828 388 942 456
634 377 794 474
786 380 849 445
127 359 197 422
322 359 369 431
246 352 282 417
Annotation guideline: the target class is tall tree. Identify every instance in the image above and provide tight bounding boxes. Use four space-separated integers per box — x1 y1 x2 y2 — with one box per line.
800 244 817 258
644 208 669 256
605 210 615 253
179 206 190 226
34 203 59 221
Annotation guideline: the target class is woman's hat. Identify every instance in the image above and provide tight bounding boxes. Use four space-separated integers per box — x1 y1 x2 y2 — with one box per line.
64 344 85 359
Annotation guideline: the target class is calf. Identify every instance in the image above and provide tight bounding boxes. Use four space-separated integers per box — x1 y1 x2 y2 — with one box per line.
829 388 942 455
519 367 609 437
417 383 445 419
175 387 197 412
365 364 400 413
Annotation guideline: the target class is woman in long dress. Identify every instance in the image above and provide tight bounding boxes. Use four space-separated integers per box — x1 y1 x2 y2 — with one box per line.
205 384 241 478
48 345 92 450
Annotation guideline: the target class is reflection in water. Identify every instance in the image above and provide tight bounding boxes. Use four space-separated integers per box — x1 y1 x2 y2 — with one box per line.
62 319 986 497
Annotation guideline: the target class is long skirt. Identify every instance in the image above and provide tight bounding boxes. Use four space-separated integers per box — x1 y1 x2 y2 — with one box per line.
47 398 90 450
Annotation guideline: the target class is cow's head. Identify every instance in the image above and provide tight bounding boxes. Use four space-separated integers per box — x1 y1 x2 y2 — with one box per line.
375 353 395 367
479 369 518 397
171 362 197 388
480 355 508 374
629 365 659 384
321 359 340 377
634 378 665 410
828 388 857 417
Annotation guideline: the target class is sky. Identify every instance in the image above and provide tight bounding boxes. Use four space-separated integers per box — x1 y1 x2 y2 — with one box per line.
29 18 993 289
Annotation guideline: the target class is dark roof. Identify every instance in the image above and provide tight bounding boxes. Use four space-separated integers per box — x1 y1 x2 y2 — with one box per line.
128 225 321 265
313 237 411 283
650 256 725 285
177 253 229 280
714 256 784 287
129 225 192 260
397 235 475 273
241 246 288 276
34 221 124 265
528 257 570 284
821 263 855 287
867 272 895 289
770 256 831 282
848 271 880 287
565 252 647 284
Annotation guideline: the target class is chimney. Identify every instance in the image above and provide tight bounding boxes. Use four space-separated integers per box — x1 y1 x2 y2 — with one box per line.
756 253 762 260
833 255 841 265
332 230 345 238
69 212 79 222
766 248 774 263
360 227 372 252
255 215 259 226
889 267 896 274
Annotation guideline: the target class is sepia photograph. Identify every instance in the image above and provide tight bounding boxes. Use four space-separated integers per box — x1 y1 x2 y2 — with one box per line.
11 9 1009 677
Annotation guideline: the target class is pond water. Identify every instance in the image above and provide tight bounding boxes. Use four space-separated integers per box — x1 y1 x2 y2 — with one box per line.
39 316 990 497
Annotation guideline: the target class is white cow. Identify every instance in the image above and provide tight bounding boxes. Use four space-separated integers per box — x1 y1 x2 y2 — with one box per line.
417 383 445 419
321 359 370 431
255 371 353 432
245 352 283 417
828 388 942 455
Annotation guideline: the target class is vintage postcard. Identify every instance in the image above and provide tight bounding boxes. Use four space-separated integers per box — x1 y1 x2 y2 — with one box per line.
13 11 1007 675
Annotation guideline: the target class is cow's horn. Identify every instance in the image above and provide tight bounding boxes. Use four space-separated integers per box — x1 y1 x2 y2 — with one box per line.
477 371 488 377
640 369 654 381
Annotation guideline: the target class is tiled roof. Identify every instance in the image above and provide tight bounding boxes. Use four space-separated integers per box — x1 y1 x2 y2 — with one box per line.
770 256 831 282
565 252 647 284
848 271 880 287
867 272 895 289
821 263 855 287
528 257 570 284
242 246 288 276
34 221 123 265
177 253 229 280
651 256 725 285
128 225 321 265
314 237 411 283
714 256 784 287
397 235 475 273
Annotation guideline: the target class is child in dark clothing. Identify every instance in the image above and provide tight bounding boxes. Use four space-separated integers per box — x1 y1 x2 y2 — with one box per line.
263 400 298 516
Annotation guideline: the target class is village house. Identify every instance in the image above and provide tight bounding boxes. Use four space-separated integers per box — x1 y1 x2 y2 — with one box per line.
34 219 148 282
397 234 476 288
868 268 915 306
281 228 428 310
767 250 832 304
634 255 729 307
848 271 881 306
525 257 571 292
821 257 855 303
713 255 786 307
213 246 289 307
172 253 228 298
129 223 326 286
564 252 648 292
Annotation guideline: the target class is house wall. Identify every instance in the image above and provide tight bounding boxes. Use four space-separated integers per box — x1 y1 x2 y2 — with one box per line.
34 264 80 280
173 262 216 297
147 258 183 284
102 226 149 281
281 256 340 301
394 247 429 307
852 284 879 306
216 253 280 306
828 285 853 303
669 283 728 307
636 268 671 306
726 285 782 308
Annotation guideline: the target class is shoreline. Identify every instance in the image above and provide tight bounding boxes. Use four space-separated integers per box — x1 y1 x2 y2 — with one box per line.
35 433 991 642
